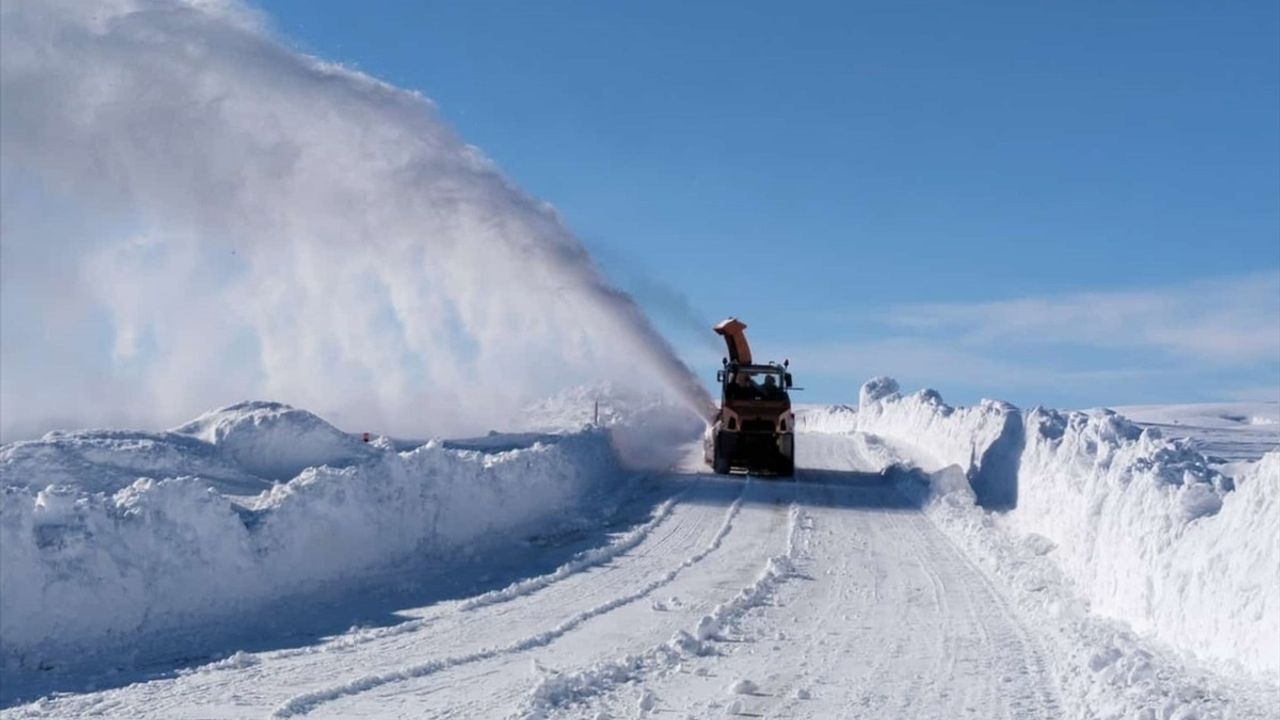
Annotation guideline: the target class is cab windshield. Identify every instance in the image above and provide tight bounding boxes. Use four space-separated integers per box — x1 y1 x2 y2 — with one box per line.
725 368 787 401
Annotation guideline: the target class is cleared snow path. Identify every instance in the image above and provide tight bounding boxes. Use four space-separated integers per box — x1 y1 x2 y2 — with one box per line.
2 435 1064 719
542 434 1063 720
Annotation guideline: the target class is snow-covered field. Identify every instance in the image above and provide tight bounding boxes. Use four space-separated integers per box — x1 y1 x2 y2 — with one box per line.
1107 401 1280 464
1 383 1276 719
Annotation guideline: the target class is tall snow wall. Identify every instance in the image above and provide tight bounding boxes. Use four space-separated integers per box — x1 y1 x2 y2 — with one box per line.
0 403 623 667
854 377 1280 680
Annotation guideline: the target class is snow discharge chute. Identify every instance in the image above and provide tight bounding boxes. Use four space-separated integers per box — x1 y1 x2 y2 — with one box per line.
0 0 712 438
713 317 753 364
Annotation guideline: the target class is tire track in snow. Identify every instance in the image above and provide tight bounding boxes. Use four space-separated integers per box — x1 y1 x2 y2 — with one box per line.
267 488 688 660
271 478 753 718
878 503 1061 719
459 491 685 610
475 488 709 618
510 491 807 719
924 514 1064 717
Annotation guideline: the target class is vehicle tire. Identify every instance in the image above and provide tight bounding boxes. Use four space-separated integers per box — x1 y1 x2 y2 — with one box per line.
773 448 793 476
712 432 734 475
775 433 795 479
713 448 731 475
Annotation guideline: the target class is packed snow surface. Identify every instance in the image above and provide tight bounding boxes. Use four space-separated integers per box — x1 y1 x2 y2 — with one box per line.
1 384 1275 719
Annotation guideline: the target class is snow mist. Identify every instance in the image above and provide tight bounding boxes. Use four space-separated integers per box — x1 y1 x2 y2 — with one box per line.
0 0 713 439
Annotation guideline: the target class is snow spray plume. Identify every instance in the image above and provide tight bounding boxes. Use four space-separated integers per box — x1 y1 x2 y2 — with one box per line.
587 242 723 357
0 0 714 439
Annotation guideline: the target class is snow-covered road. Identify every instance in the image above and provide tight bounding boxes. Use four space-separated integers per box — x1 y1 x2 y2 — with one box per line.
3 432 1066 719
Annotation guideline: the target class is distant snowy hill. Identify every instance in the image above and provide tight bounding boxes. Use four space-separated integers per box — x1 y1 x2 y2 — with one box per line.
1105 400 1279 462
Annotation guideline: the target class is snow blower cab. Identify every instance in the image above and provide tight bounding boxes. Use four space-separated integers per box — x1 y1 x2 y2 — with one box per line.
706 318 796 477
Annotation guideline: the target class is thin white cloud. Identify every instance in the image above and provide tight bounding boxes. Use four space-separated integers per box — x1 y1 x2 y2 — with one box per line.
775 337 1166 394
770 274 1279 407
886 272 1280 365
1222 386 1280 403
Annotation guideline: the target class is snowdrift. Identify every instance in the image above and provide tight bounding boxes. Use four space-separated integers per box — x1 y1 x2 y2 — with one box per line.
0 402 624 668
852 378 1280 680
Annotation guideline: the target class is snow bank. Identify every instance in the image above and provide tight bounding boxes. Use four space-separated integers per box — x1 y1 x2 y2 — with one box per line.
1169 453 1280 676
853 379 1280 680
793 404 858 434
0 401 380 496
1 430 266 497
173 401 378 480
896 464 1276 719
0 402 623 668
519 384 704 470
854 377 1024 509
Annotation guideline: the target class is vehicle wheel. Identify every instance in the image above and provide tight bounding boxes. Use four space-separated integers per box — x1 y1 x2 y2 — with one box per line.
777 452 795 478
712 432 734 475
713 450 731 475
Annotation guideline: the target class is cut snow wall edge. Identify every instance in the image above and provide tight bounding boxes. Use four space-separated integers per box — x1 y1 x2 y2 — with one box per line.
854 377 1279 680
0 403 630 666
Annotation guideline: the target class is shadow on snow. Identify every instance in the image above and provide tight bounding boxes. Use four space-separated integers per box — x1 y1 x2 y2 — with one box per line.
670 465 925 512
0 481 674 707
1 464 923 706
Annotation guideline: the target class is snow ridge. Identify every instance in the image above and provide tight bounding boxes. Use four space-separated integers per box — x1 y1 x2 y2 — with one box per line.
793 404 858 435
272 479 753 718
512 501 806 718
0 403 623 669
898 464 1277 719
171 401 377 480
693 503 802 643
854 378 1279 679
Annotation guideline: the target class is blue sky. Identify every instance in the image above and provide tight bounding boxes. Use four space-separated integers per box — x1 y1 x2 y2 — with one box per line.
258 0 1279 409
